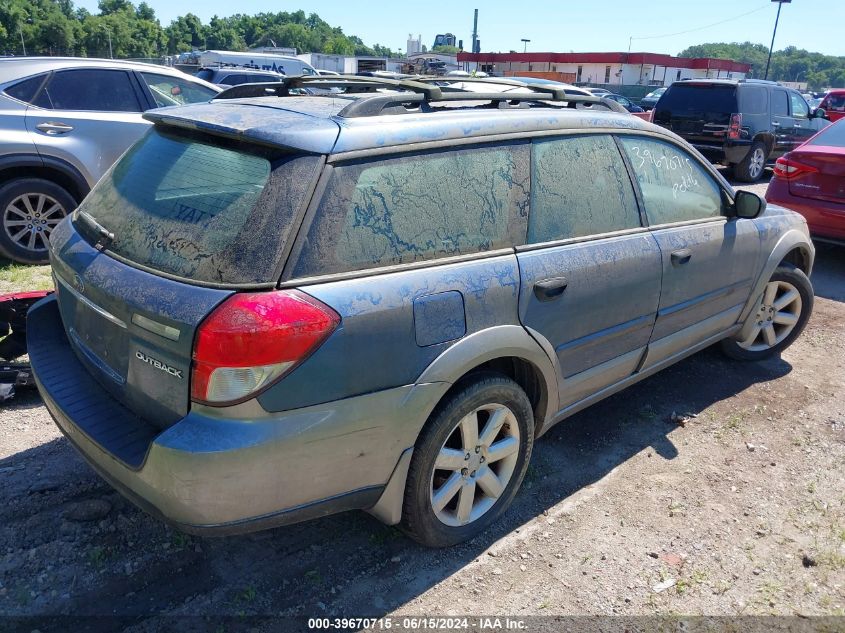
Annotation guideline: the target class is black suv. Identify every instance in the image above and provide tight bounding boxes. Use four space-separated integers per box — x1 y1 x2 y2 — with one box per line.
653 79 829 182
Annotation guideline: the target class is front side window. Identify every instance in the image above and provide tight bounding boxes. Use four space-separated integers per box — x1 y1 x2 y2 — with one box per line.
619 137 724 225
790 92 809 118
140 72 218 108
529 135 640 243
290 143 529 277
34 70 141 112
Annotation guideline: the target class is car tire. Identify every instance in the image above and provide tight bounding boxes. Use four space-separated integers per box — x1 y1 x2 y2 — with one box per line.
400 373 534 548
0 179 76 265
720 264 813 361
734 141 768 183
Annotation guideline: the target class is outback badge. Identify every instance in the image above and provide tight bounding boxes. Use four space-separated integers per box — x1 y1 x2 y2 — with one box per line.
135 351 183 379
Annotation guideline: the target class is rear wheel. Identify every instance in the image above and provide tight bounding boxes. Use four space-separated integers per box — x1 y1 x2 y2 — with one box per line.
400 374 534 547
0 179 76 265
734 141 768 183
720 264 813 361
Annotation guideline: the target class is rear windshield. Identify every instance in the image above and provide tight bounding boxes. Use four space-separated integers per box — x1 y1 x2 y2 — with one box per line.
74 127 321 285
808 120 845 147
658 84 737 113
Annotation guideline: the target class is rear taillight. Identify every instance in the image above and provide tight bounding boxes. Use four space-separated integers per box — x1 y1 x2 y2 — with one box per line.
728 113 742 140
773 156 819 181
191 290 340 405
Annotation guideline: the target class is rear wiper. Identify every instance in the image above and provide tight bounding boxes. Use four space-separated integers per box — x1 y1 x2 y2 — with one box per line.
75 211 115 250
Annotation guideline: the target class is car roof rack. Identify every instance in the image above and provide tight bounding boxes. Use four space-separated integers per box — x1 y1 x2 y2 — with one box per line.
212 74 623 118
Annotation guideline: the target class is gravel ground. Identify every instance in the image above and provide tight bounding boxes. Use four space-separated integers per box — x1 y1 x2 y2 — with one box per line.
1 172 843 631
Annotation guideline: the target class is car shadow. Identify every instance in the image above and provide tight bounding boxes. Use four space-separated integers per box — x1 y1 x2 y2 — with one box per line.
810 242 845 303
0 347 793 627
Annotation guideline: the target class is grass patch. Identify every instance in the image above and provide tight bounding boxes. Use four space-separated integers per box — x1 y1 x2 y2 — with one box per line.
0 258 53 294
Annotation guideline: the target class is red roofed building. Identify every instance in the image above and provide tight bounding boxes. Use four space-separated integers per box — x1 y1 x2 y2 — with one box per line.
456 51 751 86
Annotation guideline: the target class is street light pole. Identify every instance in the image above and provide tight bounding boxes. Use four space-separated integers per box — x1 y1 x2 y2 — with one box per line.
106 29 113 59
521 38 530 53
18 23 26 56
764 0 791 81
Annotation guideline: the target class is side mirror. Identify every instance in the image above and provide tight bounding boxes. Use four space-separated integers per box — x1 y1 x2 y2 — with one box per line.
812 107 828 120
734 190 766 219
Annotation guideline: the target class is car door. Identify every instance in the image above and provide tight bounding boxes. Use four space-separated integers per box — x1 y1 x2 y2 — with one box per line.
771 88 794 157
24 68 150 186
516 134 662 410
617 136 761 369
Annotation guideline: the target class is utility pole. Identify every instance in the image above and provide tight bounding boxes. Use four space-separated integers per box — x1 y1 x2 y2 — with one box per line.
107 29 113 59
18 22 26 56
765 0 791 80
521 38 530 53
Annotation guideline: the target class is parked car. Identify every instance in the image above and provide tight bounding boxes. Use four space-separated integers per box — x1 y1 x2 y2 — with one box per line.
586 87 611 97
30 76 814 547
765 118 845 244
195 67 285 87
639 86 667 110
653 79 829 183
0 58 220 264
602 93 644 113
817 89 845 122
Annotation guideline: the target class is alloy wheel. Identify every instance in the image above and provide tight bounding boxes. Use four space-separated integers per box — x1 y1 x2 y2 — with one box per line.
3 192 66 255
738 280 803 352
749 147 765 180
429 403 521 527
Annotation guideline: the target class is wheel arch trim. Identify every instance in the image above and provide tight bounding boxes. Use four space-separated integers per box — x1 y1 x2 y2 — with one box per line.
734 228 814 340
0 153 91 201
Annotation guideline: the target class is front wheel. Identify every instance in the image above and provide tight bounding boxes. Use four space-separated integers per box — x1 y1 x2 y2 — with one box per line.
400 374 534 547
720 264 813 361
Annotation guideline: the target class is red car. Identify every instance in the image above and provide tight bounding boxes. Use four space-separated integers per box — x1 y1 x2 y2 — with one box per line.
818 89 845 123
765 118 845 243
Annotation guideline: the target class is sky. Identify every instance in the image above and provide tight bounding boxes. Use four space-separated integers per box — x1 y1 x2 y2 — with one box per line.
77 0 845 58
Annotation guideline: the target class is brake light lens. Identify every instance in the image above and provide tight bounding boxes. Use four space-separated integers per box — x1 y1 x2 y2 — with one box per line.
191 290 340 405
773 156 819 181
728 113 742 140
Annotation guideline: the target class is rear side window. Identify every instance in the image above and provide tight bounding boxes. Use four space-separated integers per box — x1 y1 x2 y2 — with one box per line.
4 74 47 104
75 128 321 284
658 84 736 112
808 120 845 147
619 137 723 225
35 70 141 112
290 143 529 277
739 86 768 115
822 94 845 112
529 135 640 242
772 90 789 116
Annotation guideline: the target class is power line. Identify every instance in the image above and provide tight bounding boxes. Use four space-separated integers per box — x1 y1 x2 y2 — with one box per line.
630 3 770 43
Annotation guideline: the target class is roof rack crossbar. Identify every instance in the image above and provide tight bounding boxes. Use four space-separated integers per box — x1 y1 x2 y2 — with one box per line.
213 74 443 101
211 74 627 117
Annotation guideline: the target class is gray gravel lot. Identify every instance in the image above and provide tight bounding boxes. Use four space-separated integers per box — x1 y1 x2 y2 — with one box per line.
1 170 843 630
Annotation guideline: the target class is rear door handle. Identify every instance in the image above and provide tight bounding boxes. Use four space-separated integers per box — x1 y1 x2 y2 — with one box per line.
35 121 74 135
670 249 692 266
533 277 568 302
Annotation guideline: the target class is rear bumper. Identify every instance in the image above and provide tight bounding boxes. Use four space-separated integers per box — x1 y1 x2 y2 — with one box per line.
766 180 845 242
29 296 438 534
690 141 750 165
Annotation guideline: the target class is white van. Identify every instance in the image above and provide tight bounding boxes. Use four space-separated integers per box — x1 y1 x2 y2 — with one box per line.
198 50 317 76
